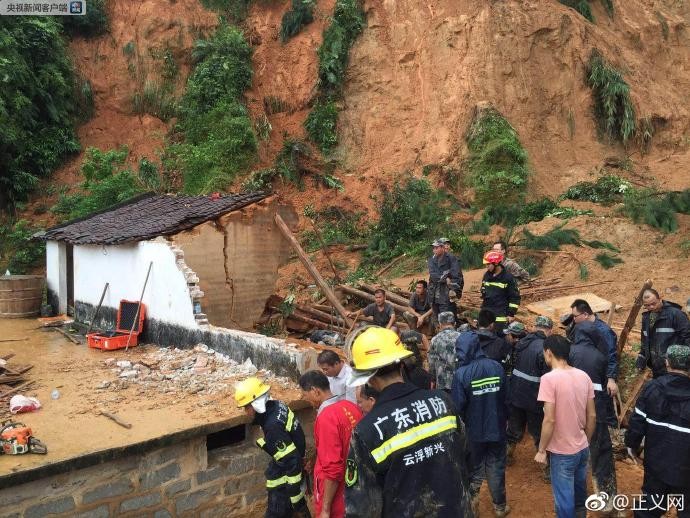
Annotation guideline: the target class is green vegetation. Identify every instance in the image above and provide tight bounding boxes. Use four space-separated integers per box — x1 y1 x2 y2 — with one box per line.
582 239 620 252
594 252 624 269
304 0 364 152
559 0 594 22
560 174 631 204
301 205 366 251
200 0 252 21
0 220 45 274
518 223 581 251
74 75 95 123
587 51 636 144
281 0 315 42
466 107 529 208
131 82 177 122
0 18 81 208
51 147 151 221
621 188 678 233
304 99 338 153
165 25 257 194
61 0 108 37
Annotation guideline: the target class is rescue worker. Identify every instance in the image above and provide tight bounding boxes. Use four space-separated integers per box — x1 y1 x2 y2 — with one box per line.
344 327 473 517
638 288 690 378
234 377 310 518
492 241 530 283
480 251 521 335
569 321 618 512
404 280 434 334
452 332 510 517
475 309 513 374
394 326 433 390
506 316 552 469
503 321 527 348
625 345 690 518
571 299 619 399
299 370 362 518
439 237 464 317
428 240 461 322
428 311 460 392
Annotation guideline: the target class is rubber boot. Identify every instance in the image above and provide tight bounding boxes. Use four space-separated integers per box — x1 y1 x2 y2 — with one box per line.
494 503 511 518
471 494 480 517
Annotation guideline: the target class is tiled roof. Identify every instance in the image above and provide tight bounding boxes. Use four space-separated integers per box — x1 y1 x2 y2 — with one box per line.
39 192 268 245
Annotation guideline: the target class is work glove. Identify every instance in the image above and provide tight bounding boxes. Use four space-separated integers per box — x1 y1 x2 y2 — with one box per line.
636 354 647 371
439 271 449 283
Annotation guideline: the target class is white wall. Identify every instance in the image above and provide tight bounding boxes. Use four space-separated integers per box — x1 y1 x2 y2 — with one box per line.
46 240 67 314
73 238 198 329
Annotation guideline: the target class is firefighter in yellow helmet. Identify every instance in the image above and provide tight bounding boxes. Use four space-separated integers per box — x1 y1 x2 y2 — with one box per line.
343 327 473 517
234 377 310 518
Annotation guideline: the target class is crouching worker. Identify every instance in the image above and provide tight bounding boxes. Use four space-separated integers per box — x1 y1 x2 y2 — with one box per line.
234 377 310 518
345 327 473 517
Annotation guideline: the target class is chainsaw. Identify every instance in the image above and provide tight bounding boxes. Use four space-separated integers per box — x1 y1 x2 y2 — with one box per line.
0 422 47 455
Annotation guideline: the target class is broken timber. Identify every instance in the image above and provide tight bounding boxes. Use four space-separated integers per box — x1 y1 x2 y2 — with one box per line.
619 371 651 427
274 214 353 327
618 279 653 355
337 285 409 314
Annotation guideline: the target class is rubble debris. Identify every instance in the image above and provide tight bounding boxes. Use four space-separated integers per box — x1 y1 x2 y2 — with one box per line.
98 345 290 396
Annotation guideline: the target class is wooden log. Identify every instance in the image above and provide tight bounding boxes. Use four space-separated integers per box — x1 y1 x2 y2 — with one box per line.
311 304 335 313
294 303 346 326
358 283 410 307
277 309 342 332
619 371 651 427
275 214 353 327
337 285 409 314
0 338 28 343
607 301 616 326
374 254 407 277
618 280 653 355
99 411 132 429
308 218 341 283
0 380 34 398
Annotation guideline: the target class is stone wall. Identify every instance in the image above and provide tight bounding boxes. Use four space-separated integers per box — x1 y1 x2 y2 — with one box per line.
0 408 315 518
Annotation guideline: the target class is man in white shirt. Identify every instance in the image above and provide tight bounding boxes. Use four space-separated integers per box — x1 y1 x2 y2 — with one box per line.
317 350 356 403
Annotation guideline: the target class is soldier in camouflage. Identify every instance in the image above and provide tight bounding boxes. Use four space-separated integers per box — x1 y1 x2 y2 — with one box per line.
428 312 460 392
493 241 530 283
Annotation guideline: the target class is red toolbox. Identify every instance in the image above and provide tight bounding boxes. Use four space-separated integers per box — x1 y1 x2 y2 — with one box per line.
87 300 146 350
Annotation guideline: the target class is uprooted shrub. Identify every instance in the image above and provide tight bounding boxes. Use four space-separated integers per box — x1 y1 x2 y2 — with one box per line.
587 50 636 144
517 223 581 251
621 188 678 233
281 0 315 42
560 174 631 205
466 107 530 207
559 0 594 22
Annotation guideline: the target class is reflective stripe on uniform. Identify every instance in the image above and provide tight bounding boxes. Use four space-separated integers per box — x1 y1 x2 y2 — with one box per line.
509 303 519 309
483 282 508 289
495 316 508 322
290 491 305 504
266 472 302 488
370 415 457 464
273 442 297 461
656 327 676 333
257 438 266 448
285 408 295 431
512 369 540 383
471 376 500 388
635 407 690 434
592 383 603 391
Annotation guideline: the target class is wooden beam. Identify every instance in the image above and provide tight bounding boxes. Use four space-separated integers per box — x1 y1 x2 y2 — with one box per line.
374 254 407 277
294 303 346 326
308 219 341 283
274 214 353 327
619 371 651 427
606 301 616 326
337 284 409 314
618 279 653 355
358 283 410 307
52 327 80 344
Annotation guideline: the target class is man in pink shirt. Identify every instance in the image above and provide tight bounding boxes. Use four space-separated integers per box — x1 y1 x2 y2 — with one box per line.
535 335 596 518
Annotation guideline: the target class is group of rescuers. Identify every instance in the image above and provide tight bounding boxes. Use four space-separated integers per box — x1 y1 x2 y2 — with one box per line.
233 238 690 518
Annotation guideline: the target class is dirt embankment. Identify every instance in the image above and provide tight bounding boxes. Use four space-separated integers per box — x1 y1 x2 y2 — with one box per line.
339 0 690 196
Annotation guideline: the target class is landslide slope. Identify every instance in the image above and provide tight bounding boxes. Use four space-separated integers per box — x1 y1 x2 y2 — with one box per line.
338 0 690 196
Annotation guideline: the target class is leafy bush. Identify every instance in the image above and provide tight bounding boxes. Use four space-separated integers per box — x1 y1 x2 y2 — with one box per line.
131 82 177 121
200 0 252 21
0 17 80 208
560 174 631 205
519 224 581 250
595 252 624 269
138 158 161 191
317 0 365 93
668 188 690 215
466 107 529 207
621 188 678 233
587 50 636 144
304 99 338 153
0 220 45 274
51 147 145 220
281 0 315 42
74 75 95 123
559 0 594 22
61 0 108 37
168 25 257 194
301 205 366 251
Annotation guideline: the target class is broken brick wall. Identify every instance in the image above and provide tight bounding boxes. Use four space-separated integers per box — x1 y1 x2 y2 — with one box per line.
0 407 315 518
173 197 297 331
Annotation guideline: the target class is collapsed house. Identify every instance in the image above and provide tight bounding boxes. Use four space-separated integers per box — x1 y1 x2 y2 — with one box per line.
37 192 312 377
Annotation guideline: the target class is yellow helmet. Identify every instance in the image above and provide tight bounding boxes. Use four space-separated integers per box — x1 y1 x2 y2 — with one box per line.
234 377 270 407
350 327 413 371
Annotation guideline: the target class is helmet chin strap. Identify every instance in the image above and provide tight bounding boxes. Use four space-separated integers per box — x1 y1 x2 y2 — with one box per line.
251 393 270 413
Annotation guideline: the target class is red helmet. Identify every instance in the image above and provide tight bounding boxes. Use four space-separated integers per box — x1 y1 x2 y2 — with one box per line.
483 251 504 265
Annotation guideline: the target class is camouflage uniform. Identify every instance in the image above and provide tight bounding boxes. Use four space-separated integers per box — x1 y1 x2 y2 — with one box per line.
502 258 530 282
428 328 461 391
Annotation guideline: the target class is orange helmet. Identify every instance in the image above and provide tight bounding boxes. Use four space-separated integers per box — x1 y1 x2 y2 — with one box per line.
483 251 504 265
